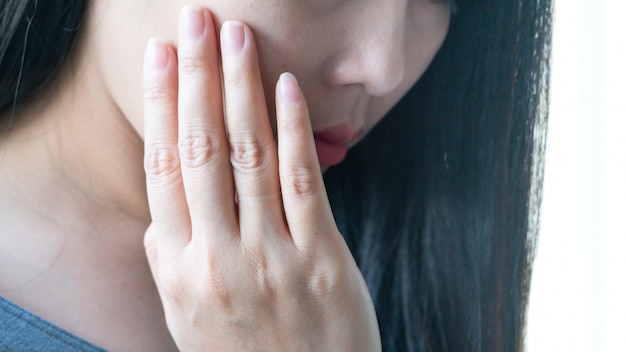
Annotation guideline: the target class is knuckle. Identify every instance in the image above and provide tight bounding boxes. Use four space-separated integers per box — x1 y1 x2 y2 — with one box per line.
224 72 244 89
143 83 171 106
298 251 347 299
229 135 268 173
144 143 180 179
244 256 277 301
159 266 187 301
198 260 233 311
283 165 316 196
307 267 343 299
178 130 221 169
179 56 208 75
253 263 276 299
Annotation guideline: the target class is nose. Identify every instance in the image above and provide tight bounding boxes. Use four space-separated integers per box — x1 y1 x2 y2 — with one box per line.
323 4 406 96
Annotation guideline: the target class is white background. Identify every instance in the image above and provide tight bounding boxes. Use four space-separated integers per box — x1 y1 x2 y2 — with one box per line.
526 0 626 351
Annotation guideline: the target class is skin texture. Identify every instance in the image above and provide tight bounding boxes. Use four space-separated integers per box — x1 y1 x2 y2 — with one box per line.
0 1 450 350
142 10 383 350
94 0 451 146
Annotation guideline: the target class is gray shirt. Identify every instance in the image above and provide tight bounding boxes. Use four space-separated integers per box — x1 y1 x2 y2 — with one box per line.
0 296 105 351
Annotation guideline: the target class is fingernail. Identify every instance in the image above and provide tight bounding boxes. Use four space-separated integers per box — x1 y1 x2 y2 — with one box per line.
221 21 245 56
146 38 169 70
181 5 205 41
279 72 301 104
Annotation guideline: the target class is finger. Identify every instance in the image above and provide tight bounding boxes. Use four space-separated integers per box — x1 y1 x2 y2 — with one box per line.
220 21 285 242
143 38 190 250
276 73 337 249
177 6 237 242
144 223 160 288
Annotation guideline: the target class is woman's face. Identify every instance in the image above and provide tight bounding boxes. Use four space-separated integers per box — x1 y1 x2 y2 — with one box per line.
87 0 450 163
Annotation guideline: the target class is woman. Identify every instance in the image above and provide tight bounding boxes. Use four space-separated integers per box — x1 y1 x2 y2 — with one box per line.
0 0 552 351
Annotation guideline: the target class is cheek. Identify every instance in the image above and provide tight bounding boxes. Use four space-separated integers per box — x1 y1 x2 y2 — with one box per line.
365 8 450 128
94 0 322 140
405 7 450 83
240 21 330 132
89 1 181 139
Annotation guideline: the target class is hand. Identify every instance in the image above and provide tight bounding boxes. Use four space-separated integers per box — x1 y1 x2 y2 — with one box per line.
142 6 381 352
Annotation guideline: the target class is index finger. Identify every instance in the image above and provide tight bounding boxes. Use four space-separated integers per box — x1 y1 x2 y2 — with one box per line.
143 38 191 249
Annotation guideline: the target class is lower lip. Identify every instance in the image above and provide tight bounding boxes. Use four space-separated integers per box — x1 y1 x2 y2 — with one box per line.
314 136 348 166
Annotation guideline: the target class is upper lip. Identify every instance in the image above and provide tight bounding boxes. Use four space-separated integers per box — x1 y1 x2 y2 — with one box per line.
313 123 365 145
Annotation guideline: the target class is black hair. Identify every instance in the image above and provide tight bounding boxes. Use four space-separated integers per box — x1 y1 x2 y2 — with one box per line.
0 0 552 351
325 0 552 350
0 0 87 124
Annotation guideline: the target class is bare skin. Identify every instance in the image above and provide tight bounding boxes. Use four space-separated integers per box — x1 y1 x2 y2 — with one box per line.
0 60 176 350
0 1 450 350
141 10 381 349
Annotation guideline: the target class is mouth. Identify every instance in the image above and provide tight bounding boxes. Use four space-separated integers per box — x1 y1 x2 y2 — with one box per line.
313 123 365 166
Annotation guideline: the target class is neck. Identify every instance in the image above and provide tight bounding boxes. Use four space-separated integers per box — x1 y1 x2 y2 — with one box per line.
0 45 152 289
0 41 179 351
1 54 150 222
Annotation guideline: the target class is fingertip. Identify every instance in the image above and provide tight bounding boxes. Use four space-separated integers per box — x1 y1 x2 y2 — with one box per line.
278 72 302 105
221 21 246 57
180 5 206 41
145 38 171 71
